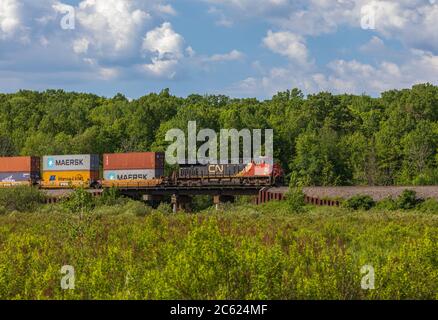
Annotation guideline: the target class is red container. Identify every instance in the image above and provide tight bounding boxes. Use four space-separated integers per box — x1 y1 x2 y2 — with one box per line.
103 152 165 170
0 156 40 173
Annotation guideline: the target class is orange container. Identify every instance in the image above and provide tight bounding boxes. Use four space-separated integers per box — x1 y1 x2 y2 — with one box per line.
0 156 40 173
103 152 165 170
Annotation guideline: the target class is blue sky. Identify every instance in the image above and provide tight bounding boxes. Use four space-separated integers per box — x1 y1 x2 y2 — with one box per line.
0 0 437 99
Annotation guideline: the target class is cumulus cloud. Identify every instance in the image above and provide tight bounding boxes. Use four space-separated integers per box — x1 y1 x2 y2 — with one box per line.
0 0 21 39
263 30 309 65
234 49 438 97
142 22 184 60
141 22 185 78
73 0 150 58
318 50 438 93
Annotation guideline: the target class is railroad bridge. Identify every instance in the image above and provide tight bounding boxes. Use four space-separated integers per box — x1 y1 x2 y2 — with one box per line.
44 184 272 212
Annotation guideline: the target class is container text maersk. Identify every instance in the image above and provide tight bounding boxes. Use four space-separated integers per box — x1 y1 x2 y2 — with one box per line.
103 169 164 181
54 159 84 166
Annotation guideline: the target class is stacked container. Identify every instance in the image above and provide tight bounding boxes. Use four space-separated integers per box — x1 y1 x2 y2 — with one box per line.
0 156 40 186
41 154 99 188
103 152 164 181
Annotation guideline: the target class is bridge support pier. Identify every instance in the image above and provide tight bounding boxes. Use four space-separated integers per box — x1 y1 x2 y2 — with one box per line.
142 194 164 207
171 194 193 213
213 195 235 210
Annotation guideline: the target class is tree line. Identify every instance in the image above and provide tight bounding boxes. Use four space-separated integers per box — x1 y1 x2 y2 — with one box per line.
0 83 437 186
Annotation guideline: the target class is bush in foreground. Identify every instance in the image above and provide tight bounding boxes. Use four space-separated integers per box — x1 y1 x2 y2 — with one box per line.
0 186 46 213
417 198 438 214
343 195 375 211
285 187 306 213
397 189 423 210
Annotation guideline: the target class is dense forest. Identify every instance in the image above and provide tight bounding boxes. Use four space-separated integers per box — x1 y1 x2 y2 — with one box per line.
0 83 437 186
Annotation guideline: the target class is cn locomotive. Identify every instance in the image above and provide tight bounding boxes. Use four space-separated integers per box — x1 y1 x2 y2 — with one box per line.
174 161 284 187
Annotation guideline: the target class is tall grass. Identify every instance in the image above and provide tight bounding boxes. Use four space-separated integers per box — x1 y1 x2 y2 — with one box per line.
0 201 437 300
0 186 46 213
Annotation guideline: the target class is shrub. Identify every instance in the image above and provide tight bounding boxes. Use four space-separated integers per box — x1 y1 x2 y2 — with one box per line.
156 202 173 214
417 198 438 214
97 187 126 206
63 188 94 214
285 187 306 213
343 195 375 211
123 201 152 217
0 186 46 212
191 195 213 212
397 189 423 210
375 197 398 211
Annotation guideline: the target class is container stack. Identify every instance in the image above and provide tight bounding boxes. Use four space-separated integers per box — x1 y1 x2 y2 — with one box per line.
41 154 100 188
103 152 165 181
0 156 40 187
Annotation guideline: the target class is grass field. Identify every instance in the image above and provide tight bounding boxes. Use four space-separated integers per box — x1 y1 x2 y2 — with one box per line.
0 198 437 300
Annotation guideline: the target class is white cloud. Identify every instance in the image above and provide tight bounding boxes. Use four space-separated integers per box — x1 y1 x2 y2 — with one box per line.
98 67 119 80
263 30 309 65
235 50 438 97
141 58 178 79
155 4 177 16
74 0 150 57
73 38 90 54
205 50 244 62
142 22 184 60
0 0 21 38
316 51 438 93
141 22 185 78
359 36 385 53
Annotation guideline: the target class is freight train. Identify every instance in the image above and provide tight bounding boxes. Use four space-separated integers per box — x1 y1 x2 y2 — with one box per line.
0 153 284 189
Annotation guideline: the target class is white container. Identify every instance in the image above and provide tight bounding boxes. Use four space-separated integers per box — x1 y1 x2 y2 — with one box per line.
103 169 164 181
42 154 99 172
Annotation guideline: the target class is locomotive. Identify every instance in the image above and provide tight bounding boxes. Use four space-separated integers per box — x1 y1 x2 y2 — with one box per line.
173 160 284 187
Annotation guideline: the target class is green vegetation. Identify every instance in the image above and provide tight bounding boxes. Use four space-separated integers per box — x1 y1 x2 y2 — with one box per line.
285 187 306 213
0 186 46 213
343 195 375 211
396 189 423 210
1 84 438 185
0 187 437 300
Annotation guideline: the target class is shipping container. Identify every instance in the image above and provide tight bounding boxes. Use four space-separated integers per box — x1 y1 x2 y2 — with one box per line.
103 152 164 170
42 154 99 172
103 169 164 181
42 171 99 183
0 156 40 173
0 172 40 182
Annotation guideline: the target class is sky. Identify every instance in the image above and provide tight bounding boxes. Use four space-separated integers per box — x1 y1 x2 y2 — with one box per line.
0 0 437 99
